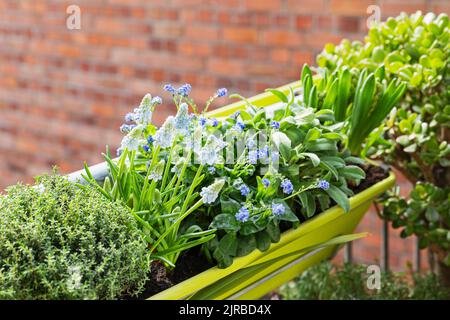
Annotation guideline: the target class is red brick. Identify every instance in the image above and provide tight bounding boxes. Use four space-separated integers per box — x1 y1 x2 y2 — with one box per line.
271 48 291 63
262 30 303 47
287 0 327 14
330 0 373 15
338 16 360 33
296 15 312 30
245 0 282 11
379 0 428 18
185 25 219 41
223 27 259 43
207 58 244 75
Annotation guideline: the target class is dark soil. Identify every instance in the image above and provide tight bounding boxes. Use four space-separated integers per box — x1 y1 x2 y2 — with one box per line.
127 164 389 299
124 247 213 300
351 164 389 193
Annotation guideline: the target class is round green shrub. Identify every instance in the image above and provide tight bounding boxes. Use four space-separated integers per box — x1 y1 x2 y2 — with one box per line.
0 174 150 299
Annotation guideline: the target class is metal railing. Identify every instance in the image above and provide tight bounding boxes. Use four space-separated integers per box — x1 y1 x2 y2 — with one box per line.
343 201 422 272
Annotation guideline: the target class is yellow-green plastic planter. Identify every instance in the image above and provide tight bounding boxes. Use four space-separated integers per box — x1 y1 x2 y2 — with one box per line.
147 81 396 300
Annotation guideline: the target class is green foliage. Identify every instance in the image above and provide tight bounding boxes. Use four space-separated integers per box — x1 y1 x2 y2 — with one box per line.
93 84 368 270
278 262 450 300
82 147 219 270
203 88 366 268
381 183 450 258
0 174 150 300
303 64 406 155
317 11 450 265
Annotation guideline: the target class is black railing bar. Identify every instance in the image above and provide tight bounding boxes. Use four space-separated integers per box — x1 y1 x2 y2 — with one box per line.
344 242 353 264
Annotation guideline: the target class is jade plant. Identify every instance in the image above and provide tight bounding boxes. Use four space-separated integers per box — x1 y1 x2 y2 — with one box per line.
0 174 150 299
317 11 450 285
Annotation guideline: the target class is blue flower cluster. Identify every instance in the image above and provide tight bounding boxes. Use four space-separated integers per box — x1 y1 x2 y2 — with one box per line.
235 207 249 222
211 118 219 127
271 203 285 216
120 124 136 133
270 121 280 129
262 178 270 188
239 184 250 197
216 88 228 98
248 150 258 164
164 83 192 97
281 179 294 194
318 180 330 190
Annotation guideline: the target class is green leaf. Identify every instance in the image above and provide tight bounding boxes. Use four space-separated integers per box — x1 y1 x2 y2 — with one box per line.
425 207 439 222
304 128 321 143
344 156 366 165
236 235 257 257
303 75 312 106
301 63 312 84
266 88 288 103
340 165 366 180
240 221 264 235
308 85 318 108
325 185 350 213
272 131 291 160
322 132 343 140
210 214 240 232
213 248 233 269
274 201 299 222
319 160 339 181
306 138 336 152
218 233 238 256
266 221 281 243
299 192 316 218
239 110 253 121
299 152 320 167
334 68 351 121
321 156 346 168
323 78 338 109
255 231 272 252
220 197 241 215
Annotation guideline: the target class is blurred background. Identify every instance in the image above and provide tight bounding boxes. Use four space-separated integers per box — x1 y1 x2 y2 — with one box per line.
0 0 448 270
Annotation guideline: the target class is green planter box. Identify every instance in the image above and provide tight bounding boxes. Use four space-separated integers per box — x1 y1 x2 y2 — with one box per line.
148 172 395 300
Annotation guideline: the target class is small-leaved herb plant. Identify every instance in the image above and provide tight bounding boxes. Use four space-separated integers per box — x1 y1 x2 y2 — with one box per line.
0 174 150 299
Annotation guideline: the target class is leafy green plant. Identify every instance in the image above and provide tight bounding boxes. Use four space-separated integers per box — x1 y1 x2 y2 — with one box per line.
85 81 369 270
300 64 406 155
380 183 450 281
202 85 367 268
278 262 450 300
81 93 225 269
317 11 450 285
0 174 150 300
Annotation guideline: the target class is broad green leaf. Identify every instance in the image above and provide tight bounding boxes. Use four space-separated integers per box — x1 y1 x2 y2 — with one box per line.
255 231 272 252
299 192 316 218
325 185 350 213
210 214 240 232
266 88 288 103
299 152 320 167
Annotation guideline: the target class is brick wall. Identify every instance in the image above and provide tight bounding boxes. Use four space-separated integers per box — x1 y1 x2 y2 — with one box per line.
0 0 448 270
